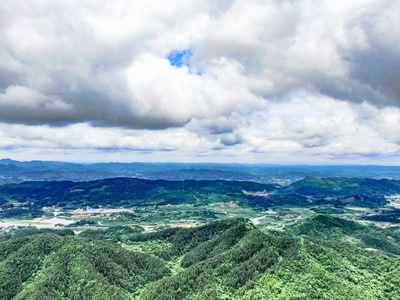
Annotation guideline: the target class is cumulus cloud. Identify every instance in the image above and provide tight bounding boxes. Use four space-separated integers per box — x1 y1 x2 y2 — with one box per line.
0 0 399 163
1 0 399 128
0 122 224 162
0 85 74 125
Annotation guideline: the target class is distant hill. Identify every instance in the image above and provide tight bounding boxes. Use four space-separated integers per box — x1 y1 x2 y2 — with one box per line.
1 175 399 209
283 176 400 207
0 177 279 208
2 159 400 184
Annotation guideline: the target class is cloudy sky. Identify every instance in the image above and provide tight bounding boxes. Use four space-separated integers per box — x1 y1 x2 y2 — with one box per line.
0 0 399 164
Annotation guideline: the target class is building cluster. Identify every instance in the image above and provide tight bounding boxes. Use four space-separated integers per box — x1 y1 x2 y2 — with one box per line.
72 207 129 217
252 190 271 196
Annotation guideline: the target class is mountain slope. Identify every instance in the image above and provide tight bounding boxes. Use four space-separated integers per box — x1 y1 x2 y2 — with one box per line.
1 218 400 299
285 176 400 196
0 177 278 208
135 218 400 299
0 234 169 300
286 214 400 256
283 176 400 207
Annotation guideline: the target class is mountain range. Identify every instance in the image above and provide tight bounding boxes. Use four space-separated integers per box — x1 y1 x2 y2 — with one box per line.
2 159 400 185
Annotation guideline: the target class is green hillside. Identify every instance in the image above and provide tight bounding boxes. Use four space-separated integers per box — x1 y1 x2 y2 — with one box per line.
0 178 277 208
131 218 400 299
0 234 169 299
0 177 312 213
285 176 400 197
283 176 400 207
1 218 399 299
2 176 399 211
286 214 400 256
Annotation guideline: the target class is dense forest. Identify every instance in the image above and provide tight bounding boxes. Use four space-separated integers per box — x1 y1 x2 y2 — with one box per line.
1 163 399 298
1 216 399 299
284 176 400 207
0 176 399 211
0 178 276 208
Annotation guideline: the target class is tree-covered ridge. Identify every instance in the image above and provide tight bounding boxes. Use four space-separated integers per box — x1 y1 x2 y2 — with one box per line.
0 218 400 299
0 227 74 242
84 218 400 299
0 178 276 208
285 176 400 198
242 237 400 300
286 214 400 256
140 223 300 299
0 233 169 300
2 176 400 210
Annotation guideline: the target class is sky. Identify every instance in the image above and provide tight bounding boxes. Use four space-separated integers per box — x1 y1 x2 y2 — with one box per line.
0 0 399 164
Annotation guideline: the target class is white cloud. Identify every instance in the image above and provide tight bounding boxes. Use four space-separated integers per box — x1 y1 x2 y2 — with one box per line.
0 0 399 163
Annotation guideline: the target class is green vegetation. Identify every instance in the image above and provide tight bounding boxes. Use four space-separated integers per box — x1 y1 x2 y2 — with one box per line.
1 217 399 299
365 209 400 223
0 227 74 242
0 178 277 208
0 232 169 299
284 176 400 207
286 214 400 256
0 208 44 220
1 176 399 213
79 225 144 243
68 219 99 227
93 208 218 226
2 174 400 298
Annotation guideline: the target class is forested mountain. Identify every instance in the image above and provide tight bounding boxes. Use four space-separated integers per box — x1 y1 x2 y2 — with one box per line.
285 176 400 197
1 176 400 210
0 234 169 299
286 214 400 256
0 177 277 208
283 176 400 207
1 217 399 299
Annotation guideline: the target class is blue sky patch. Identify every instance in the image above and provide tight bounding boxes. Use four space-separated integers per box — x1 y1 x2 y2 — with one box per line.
167 49 193 68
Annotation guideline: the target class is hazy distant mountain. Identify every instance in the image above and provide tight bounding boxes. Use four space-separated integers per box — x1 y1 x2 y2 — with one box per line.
1 159 400 184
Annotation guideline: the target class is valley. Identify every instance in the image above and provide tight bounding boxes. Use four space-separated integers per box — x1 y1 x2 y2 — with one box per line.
1 161 400 299
0 175 399 233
